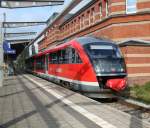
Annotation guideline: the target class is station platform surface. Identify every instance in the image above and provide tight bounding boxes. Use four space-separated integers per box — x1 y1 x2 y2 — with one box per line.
0 74 150 128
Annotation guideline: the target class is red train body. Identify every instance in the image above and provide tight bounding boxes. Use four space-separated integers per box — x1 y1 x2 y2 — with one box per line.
25 37 127 98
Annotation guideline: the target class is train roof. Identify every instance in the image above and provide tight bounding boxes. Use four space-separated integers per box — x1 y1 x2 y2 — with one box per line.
31 36 117 59
75 36 116 46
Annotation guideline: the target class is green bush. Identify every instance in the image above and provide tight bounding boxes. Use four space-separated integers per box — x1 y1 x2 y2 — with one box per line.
130 82 150 104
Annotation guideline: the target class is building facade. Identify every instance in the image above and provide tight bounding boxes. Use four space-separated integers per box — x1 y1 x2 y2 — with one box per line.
38 0 150 85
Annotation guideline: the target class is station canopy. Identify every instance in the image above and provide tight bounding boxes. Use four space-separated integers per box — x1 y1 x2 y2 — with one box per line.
4 32 37 38
3 22 46 28
0 0 64 8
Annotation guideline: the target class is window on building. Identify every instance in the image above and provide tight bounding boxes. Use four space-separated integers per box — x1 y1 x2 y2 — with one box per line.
78 16 80 21
90 8 95 24
87 10 90 17
105 0 109 16
67 24 69 33
126 0 137 14
45 32 48 37
74 19 76 31
82 14 84 22
99 3 102 16
78 17 81 29
91 8 95 16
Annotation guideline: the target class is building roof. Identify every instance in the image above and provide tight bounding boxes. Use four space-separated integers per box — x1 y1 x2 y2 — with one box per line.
118 39 150 46
46 12 59 25
60 0 97 27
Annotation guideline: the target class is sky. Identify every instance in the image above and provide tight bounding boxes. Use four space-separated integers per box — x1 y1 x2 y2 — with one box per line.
0 0 91 40
0 0 72 22
0 0 72 39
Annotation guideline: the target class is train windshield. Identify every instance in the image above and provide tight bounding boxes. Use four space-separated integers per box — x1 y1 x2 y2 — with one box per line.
84 43 126 75
87 44 122 58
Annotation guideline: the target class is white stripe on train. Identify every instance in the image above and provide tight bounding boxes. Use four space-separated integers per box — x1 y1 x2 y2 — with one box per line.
38 72 99 86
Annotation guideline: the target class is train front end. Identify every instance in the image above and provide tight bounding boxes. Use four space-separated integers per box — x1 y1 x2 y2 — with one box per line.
83 39 127 94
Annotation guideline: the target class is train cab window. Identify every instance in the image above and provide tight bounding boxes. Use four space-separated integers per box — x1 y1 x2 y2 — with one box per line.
85 44 122 58
84 43 126 74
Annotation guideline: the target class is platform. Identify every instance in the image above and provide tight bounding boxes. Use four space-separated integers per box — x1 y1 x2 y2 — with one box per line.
0 74 150 128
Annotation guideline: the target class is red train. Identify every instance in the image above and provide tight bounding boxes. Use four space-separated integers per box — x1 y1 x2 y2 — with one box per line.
25 37 127 98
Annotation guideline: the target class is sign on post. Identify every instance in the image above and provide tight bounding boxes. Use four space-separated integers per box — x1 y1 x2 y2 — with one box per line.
3 40 16 54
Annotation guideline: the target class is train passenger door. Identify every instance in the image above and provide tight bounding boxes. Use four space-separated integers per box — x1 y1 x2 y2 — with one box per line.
45 54 49 74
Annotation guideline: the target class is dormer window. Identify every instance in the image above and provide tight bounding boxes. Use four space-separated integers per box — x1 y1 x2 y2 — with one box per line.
99 3 102 16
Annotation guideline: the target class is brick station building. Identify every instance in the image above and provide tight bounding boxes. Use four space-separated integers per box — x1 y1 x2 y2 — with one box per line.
36 0 150 85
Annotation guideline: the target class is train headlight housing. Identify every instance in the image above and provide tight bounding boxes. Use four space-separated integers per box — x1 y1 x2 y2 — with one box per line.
121 68 124 72
95 65 101 73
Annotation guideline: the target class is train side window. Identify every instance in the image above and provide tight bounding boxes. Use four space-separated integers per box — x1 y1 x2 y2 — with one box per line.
58 51 61 64
50 52 58 64
25 58 34 70
36 57 41 70
49 47 82 64
68 47 82 64
64 48 69 63
61 49 67 64
74 49 82 63
72 48 75 63
75 51 82 63
36 56 45 70
42 56 45 69
49 54 51 63
67 47 73 63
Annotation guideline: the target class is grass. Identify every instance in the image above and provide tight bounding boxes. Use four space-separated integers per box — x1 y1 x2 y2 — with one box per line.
130 82 150 104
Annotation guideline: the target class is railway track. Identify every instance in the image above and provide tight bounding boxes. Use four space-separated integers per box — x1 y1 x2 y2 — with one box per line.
96 98 150 123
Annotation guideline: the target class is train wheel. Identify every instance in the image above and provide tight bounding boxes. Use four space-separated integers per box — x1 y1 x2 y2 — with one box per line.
63 81 72 89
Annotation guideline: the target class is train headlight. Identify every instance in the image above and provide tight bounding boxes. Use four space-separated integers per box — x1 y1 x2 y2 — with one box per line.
95 65 101 73
121 68 124 72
